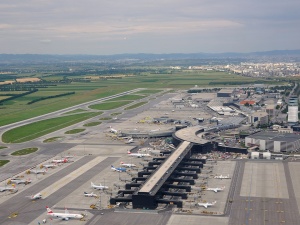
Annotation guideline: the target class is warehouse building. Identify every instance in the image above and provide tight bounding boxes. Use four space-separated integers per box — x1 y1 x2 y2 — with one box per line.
217 89 234 97
245 131 300 153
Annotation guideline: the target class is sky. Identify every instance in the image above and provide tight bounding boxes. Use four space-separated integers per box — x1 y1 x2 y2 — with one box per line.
0 0 299 54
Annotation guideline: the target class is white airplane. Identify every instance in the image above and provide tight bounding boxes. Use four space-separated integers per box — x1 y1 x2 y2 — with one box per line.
83 192 98 197
120 161 136 168
214 174 230 179
30 168 47 174
125 138 134 144
91 182 108 190
127 151 151 158
205 186 225 193
109 126 119 134
197 201 217 208
0 186 16 192
46 206 84 221
10 178 31 185
111 165 126 172
52 158 68 163
42 164 57 168
26 192 42 200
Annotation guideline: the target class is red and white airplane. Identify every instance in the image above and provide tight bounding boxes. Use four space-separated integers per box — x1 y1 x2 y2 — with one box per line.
127 151 151 158
46 206 84 221
120 161 137 168
26 192 42 200
52 158 68 163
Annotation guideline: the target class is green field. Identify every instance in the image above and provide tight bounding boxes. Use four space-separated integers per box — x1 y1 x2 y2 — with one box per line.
124 102 147 110
89 101 133 110
65 129 86 134
2 112 101 143
64 109 88 114
111 112 122 116
0 160 9 167
83 122 102 127
0 70 277 128
99 117 112 120
43 137 63 143
0 146 7 149
107 94 146 101
11 147 38 156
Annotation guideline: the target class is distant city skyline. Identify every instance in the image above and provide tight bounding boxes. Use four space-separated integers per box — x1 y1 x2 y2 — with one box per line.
0 0 299 54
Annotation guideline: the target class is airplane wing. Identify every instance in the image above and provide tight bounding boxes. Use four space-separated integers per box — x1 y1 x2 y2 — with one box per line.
214 189 217 193
203 204 208 208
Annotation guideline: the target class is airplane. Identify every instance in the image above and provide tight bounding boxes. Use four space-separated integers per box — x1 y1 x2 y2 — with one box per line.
26 192 42 200
46 206 84 221
0 186 16 192
109 126 119 134
111 165 126 172
83 192 98 197
125 138 134 144
127 151 151 158
30 168 47 174
42 164 57 168
52 158 68 163
205 186 225 193
197 201 217 208
10 178 31 185
214 174 230 179
91 182 108 190
120 161 136 168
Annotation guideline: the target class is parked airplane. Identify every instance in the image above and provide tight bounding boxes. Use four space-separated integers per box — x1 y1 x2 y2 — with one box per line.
125 138 134 144
52 158 68 163
30 168 47 174
42 164 57 168
0 186 16 192
197 201 217 208
205 186 225 193
91 182 108 190
214 174 230 179
10 178 31 185
120 161 136 168
127 151 151 158
109 126 119 134
111 165 126 172
46 206 84 221
83 192 98 197
26 192 42 200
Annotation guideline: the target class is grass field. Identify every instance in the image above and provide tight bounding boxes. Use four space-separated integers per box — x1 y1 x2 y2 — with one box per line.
0 70 277 128
11 147 38 156
135 89 162 94
65 129 85 134
43 137 63 143
89 101 133 110
2 112 101 143
0 160 9 167
64 109 88 114
83 122 102 127
0 146 7 149
99 117 112 120
124 101 147 110
111 112 122 116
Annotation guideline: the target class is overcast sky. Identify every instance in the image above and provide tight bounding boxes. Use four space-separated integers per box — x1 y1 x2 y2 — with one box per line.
0 0 299 54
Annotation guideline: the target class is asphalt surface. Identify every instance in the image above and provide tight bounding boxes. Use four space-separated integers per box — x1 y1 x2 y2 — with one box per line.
228 161 300 225
0 156 118 225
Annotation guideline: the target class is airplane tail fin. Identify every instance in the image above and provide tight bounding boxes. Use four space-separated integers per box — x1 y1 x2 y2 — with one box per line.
127 151 131 154
46 206 53 213
91 182 94 187
64 207 69 214
212 201 217 205
120 161 124 164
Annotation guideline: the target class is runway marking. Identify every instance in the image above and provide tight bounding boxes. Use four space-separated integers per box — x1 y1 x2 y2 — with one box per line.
41 156 106 198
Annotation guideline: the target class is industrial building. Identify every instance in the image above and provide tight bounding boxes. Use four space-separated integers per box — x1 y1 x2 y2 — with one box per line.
288 95 298 123
249 111 269 125
245 131 300 153
217 89 234 97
